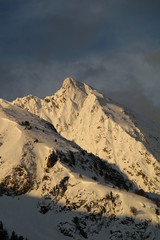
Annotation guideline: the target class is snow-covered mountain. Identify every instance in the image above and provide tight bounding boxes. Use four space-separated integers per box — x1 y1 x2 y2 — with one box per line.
0 78 160 239
13 78 160 195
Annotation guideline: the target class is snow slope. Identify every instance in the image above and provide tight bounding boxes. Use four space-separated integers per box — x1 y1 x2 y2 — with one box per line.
0 95 159 239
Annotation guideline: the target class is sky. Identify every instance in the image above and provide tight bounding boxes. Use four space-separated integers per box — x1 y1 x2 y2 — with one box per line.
0 0 160 121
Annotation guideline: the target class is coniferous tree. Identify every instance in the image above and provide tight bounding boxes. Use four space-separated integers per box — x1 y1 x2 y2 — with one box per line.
18 236 24 240
0 221 26 240
10 231 18 240
0 221 9 240
0 221 3 230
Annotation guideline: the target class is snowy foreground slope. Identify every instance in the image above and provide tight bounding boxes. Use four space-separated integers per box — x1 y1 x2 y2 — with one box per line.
0 79 159 239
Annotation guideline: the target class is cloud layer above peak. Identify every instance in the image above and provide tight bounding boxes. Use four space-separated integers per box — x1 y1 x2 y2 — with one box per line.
0 0 160 121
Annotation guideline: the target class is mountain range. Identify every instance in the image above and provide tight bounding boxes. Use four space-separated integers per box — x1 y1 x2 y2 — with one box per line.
0 78 160 239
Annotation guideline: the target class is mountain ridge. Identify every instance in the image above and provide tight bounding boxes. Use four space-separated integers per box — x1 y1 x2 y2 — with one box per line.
13 78 160 195
0 78 160 239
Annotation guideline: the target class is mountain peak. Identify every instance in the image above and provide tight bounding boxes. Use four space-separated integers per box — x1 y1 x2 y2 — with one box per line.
62 77 87 92
62 77 99 98
62 77 83 90
63 77 76 86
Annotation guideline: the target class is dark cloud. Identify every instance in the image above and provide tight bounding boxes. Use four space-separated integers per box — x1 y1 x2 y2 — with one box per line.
105 80 160 123
145 49 160 67
1 0 160 62
0 0 160 123
0 62 35 100
0 0 109 61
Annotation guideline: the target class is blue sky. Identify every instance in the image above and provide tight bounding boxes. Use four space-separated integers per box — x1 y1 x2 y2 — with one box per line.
0 0 160 120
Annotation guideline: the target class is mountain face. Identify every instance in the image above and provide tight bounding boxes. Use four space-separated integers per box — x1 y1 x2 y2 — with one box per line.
0 78 160 240
13 78 160 195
